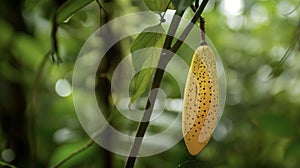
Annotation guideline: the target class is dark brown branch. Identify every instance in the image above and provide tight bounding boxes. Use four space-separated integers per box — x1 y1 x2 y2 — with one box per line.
124 0 209 168
171 0 209 52
124 8 184 168
200 16 207 45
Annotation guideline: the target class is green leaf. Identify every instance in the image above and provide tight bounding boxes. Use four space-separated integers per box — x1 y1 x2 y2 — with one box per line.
171 0 194 11
129 68 155 104
256 113 295 137
129 24 165 104
56 0 94 24
144 0 170 12
131 24 165 53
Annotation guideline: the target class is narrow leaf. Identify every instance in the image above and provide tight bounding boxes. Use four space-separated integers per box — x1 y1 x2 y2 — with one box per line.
131 24 165 53
56 0 94 24
171 0 194 11
269 19 300 78
129 24 165 104
129 68 155 104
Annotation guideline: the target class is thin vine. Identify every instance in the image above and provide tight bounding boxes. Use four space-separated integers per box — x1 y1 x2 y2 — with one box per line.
29 9 61 168
49 139 94 168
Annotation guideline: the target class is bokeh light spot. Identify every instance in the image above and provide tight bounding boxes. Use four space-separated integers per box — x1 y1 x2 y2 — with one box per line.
1 148 15 162
55 79 72 97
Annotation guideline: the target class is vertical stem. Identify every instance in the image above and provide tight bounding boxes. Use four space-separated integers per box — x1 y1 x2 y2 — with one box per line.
124 1 209 167
29 51 50 168
171 0 209 51
200 16 207 45
124 68 165 168
124 11 181 167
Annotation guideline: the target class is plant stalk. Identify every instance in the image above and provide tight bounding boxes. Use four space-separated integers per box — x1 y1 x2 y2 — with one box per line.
124 1 209 167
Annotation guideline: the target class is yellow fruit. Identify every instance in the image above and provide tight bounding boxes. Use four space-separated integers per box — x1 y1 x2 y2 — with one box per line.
182 44 219 155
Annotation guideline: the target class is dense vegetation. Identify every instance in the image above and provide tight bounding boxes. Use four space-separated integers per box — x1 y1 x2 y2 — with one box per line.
0 0 299 167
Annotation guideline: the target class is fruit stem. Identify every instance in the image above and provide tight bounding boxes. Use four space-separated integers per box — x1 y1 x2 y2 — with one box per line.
200 16 207 46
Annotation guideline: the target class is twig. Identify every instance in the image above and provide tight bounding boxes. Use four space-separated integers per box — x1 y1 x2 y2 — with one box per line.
95 0 109 16
49 2 107 168
29 50 50 168
160 0 173 22
200 16 207 45
124 8 184 168
124 0 209 168
29 12 61 167
50 139 94 168
269 17 300 78
195 0 200 9
50 13 62 64
170 0 209 52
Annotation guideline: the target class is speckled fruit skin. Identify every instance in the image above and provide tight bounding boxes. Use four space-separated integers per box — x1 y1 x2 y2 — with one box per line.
182 45 219 156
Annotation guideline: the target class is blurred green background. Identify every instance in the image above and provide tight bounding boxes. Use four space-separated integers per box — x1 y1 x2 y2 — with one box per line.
0 0 300 167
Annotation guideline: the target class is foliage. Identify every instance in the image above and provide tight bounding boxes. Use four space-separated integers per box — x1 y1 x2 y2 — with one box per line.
0 0 300 168
129 24 165 104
